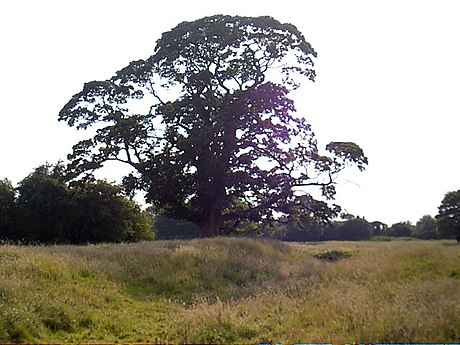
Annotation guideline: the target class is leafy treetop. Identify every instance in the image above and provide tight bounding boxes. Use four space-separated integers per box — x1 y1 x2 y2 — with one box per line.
59 15 368 237
436 190 460 243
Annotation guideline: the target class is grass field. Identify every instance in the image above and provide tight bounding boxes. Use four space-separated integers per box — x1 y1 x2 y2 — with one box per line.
0 238 459 343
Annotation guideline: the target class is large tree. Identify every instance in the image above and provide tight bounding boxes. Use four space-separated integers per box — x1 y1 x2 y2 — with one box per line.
436 190 460 243
59 15 367 237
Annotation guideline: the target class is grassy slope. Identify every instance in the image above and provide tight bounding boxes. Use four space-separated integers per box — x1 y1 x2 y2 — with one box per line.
0 238 459 343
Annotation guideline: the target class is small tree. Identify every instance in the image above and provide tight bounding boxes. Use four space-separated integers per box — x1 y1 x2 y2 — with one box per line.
414 215 437 239
436 190 460 243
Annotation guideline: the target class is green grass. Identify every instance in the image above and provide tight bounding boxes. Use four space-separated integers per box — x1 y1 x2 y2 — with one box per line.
0 238 459 343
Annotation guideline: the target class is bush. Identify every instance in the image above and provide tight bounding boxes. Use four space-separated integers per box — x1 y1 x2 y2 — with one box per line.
70 181 154 243
10 164 153 244
15 167 77 243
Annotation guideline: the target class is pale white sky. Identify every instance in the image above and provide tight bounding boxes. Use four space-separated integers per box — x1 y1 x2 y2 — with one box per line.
1 0 459 226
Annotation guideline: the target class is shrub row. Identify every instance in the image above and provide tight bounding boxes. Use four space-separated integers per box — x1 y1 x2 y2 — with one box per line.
0 164 153 244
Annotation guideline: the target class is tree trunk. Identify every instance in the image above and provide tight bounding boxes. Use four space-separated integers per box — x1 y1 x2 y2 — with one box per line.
199 201 223 237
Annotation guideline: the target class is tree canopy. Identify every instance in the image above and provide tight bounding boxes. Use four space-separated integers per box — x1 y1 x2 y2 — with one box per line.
436 190 460 243
386 221 414 237
59 15 367 237
414 215 437 239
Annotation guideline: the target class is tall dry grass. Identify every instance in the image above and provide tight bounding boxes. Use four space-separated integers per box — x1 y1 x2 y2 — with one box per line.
0 238 459 343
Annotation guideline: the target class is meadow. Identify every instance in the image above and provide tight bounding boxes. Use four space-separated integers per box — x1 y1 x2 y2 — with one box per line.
0 237 459 343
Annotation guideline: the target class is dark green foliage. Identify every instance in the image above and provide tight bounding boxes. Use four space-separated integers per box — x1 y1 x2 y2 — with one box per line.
414 215 437 239
275 223 326 242
324 218 372 241
339 218 372 240
0 179 16 240
3 164 153 244
386 222 415 237
59 15 367 237
153 212 200 240
69 181 154 244
15 165 78 243
436 190 460 242
371 221 388 236
263 218 373 242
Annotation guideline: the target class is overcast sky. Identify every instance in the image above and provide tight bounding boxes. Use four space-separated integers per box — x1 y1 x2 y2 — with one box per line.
1 0 459 225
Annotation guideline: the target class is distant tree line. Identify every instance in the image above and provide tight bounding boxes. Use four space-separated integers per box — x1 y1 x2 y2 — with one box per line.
140 211 455 242
260 212 454 242
265 189 460 242
0 164 153 244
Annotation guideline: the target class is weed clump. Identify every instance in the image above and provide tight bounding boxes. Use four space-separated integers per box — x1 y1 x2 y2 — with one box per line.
314 250 352 261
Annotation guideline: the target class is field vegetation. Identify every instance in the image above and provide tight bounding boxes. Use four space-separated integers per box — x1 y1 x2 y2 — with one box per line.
0 238 459 343
2 14 459 344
